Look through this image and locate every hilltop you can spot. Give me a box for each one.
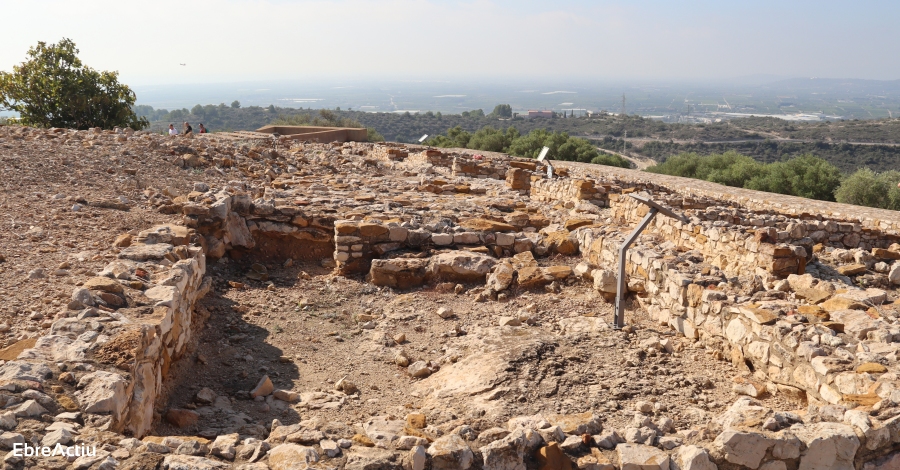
[0,125,899,469]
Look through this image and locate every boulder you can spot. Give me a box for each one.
[210,433,239,461]
[344,446,398,470]
[165,409,199,428]
[369,258,429,289]
[617,443,670,470]
[487,262,515,291]
[676,445,716,470]
[267,444,320,470]
[75,371,128,426]
[795,423,859,470]
[711,430,773,469]
[162,455,230,470]
[546,412,602,435]
[428,251,498,282]
[592,269,616,294]
[428,434,474,470]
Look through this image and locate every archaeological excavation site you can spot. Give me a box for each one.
[2,125,900,470]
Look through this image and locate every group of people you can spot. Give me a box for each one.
[167,122,207,136]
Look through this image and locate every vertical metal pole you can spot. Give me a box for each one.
[614,208,658,329]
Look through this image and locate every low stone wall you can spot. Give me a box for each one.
[452,156,508,180]
[13,224,210,438]
[610,193,807,278]
[574,225,900,464]
[370,144,410,162]
[530,178,610,208]
[561,161,900,239]
[408,148,452,167]
[333,219,534,275]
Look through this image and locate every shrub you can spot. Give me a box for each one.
[835,169,900,210]
[647,152,842,202]
[590,153,632,168]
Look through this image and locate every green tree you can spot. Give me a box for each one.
[0,38,147,129]
[366,128,385,142]
[468,126,520,152]
[490,104,513,118]
[835,169,900,210]
[648,152,842,202]
[591,153,631,168]
[191,104,204,116]
[231,100,241,109]
[426,126,472,148]
[746,155,842,201]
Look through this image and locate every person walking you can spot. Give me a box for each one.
[198,123,207,134]
[168,124,178,136]
[183,122,193,135]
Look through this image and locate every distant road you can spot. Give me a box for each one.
[579,135,900,148]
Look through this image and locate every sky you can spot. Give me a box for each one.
[1,0,899,86]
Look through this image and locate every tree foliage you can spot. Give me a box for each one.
[490,104,513,118]
[423,125,626,167]
[647,152,843,201]
[835,169,900,210]
[590,153,631,168]
[0,38,147,130]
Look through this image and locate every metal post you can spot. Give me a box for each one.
[614,207,658,329]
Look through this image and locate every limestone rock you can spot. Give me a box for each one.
[369,258,429,289]
[537,442,573,470]
[344,446,398,470]
[210,433,239,461]
[161,455,230,470]
[617,443,670,470]
[196,388,216,404]
[165,409,199,428]
[428,251,498,282]
[676,445,716,470]
[547,412,603,435]
[592,269,616,294]
[250,375,274,398]
[794,423,859,470]
[428,434,474,470]
[711,430,772,469]
[267,443,320,469]
[487,262,515,292]
[75,371,128,425]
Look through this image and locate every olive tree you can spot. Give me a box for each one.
[0,38,147,130]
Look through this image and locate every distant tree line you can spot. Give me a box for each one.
[425,125,631,168]
[646,151,900,210]
[603,138,900,173]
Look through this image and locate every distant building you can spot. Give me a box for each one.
[562,109,589,117]
[527,110,554,119]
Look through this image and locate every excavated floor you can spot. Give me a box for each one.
[155,254,802,440]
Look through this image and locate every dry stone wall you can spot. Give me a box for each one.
[610,193,808,278]
[9,224,210,438]
[574,224,900,464]
[530,178,610,208]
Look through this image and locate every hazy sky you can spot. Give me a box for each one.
[2,0,899,85]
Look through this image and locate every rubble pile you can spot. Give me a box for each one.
[0,125,899,469]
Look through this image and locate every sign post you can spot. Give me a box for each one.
[614,194,687,329]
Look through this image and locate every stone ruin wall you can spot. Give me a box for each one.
[7,139,900,466]
[13,225,210,438]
